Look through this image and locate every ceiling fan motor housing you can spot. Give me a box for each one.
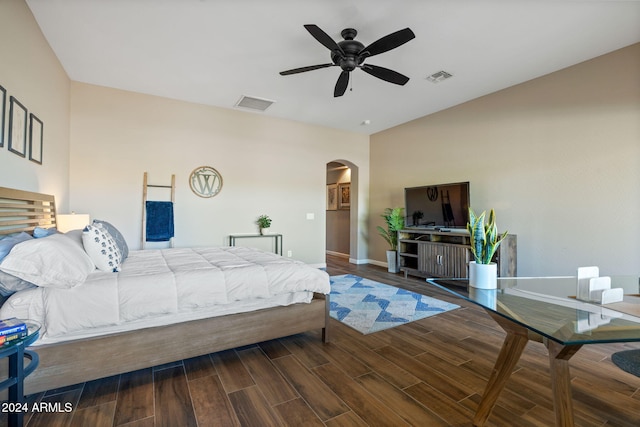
[331,28,365,71]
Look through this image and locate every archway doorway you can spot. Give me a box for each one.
[326,160,358,262]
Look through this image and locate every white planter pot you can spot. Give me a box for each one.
[260,228,270,235]
[386,250,399,273]
[469,261,497,289]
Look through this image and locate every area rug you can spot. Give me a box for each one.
[329,274,460,334]
[612,349,640,377]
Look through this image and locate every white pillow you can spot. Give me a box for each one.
[0,234,95,289]
[82,225,122,272]
[0,271,37,296]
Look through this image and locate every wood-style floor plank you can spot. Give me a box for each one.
[227,386,282,427]
[153,365,197,427]
[69,401,115,427]
[16,255,640,427]
[76,375,119,409]
[24,387,82,427]
[113,368,154,426]
[312,363,410,426]
[354,371,449,426]
[273,397,325,427]
[183,354,216,382]
[375,345,476,402]
[325,411,369,427]
[211,349,255,393]
[332,335,421,390]
[188,374,238,427]
[236,346,298,406]
[272,354,350,421]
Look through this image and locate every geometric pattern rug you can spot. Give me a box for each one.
[329,274,460,335]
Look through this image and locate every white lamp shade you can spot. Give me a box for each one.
[56,214,91,233]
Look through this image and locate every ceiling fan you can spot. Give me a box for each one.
[279,25,415,97]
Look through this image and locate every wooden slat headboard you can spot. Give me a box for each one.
[0,187,57,236]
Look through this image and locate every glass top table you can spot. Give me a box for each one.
[428,276,640,345]
[427,276,640,427]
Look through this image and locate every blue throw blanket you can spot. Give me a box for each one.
[145,201,174,242]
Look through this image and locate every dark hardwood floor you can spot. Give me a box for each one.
[6,255,640,426]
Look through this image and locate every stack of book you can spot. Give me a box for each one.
[0,318,27,345]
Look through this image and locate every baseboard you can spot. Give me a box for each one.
[326,251,385,267]
[367,259,387,268]
[326,250,349,258]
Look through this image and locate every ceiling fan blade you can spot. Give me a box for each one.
[360,28,415,58]
[280,63,334,76]
[334,71,350,97]
[304,24,345,57]
[360,64,410,85]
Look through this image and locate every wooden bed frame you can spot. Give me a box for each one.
[0,186,329,394]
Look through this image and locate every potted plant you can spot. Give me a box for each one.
[257,214,272,235]
[467,208,508,288]
[377,207,405,273]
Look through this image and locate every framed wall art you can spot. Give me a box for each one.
[0,85,5,147]
[338,182,351,209]
[8,96,27,157]
[326,184,338,211]
[29,113,43,164]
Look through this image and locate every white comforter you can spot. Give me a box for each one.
[0,246,330,341]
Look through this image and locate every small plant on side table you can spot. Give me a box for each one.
[257,215,272,235]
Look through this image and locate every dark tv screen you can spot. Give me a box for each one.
[404,182,470,228]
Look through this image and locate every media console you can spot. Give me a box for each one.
[398,228,517,279]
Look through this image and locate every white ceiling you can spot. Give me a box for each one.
[26,0,640,135]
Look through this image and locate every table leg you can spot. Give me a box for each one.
[546,340,582,427]
[474,312,530,426]
[8,345,25,427]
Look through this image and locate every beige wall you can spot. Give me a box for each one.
[0,0,71,208]
[3,1,638,274]
[69,83,369,265]
[370,43,640,276]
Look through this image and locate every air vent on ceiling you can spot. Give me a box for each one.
[426,71,453,83]
[235,95,275,112]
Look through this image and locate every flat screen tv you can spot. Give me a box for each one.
[404,182,470,229]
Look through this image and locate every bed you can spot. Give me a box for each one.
[0,186,330,395]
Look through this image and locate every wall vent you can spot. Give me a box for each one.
[426,70,453,83]
[235,95,275,112]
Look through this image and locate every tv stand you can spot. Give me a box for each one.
[398,228,517,279]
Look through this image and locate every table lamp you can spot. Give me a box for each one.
[56,213,91,232]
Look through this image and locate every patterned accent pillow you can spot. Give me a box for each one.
[82,225,122,272]
[92,219,129,260]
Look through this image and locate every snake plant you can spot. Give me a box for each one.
[377,207,405,251]
[467,208,508,264]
